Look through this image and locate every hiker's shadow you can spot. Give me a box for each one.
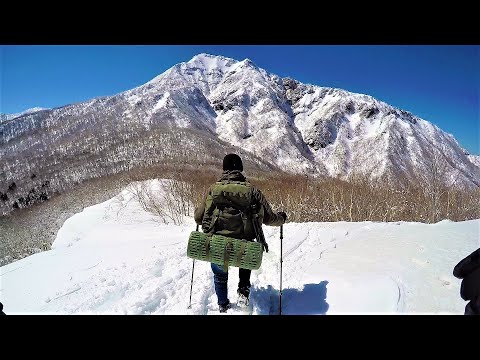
[252,281,329,315]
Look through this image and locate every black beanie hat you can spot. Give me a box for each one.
[223,154,243,171]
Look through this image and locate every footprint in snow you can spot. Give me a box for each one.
[438,277,452,288]
[411,258,429,267]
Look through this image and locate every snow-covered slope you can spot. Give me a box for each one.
[468,154,480,169]
[2,53,479,214]
[1,180,477,314]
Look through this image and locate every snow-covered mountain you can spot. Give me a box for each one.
[124,53,480,182]
[1,179,477,314]
[0,107,50,123]
[1,53,479,214]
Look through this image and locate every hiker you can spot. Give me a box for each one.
[453,248,480,315]
[194,154,287,313]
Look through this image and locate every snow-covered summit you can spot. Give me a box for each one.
[188,53,238,72]
[142,54,480,185]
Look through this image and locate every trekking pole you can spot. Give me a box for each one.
[279,224,283,315]
[187,224,199,309]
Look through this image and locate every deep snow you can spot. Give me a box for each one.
[1,180,478,314]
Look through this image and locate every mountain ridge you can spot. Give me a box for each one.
[1,53,478,215]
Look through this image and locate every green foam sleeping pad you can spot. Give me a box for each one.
[187,231,263,270]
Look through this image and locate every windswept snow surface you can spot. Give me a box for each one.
[1,180,478,315]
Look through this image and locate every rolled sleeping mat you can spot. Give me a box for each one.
[187,231,263,270]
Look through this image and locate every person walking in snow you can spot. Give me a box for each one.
[194,154,287,313]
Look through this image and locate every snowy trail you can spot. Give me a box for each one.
[1,180,478,314]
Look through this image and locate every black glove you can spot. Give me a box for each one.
[277,211,287,223]
[453,248,480,315]
[465,297,480,315]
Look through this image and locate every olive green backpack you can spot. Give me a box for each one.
[187,180,265,270]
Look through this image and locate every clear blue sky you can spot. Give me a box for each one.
[1,45,479,154]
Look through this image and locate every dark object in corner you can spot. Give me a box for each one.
[453,248,480,315]
[0,301,6,315]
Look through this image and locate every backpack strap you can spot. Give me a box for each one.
[235,240,248,267]
[223,238,234,272]
[251,203,269,253]
[205,235,212,261]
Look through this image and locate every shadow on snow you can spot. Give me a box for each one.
[252,281,329,315]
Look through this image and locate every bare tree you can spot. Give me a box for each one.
[417,146,451,223]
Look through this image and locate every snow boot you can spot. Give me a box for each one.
[219,301,231,313]
[237,286,250,307]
